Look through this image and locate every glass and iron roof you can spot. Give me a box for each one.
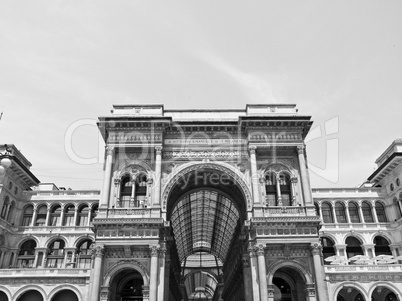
[171,189,240,263]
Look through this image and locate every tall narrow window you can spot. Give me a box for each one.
[135,174,148,207]
[50,205,61,226]
[321,237,336,264]
[346,236,364,260]
[90,204,98,223]
[17,239,36,268]
[35,205,48,226]
[375,202,387,222]
[120,176,132,207]
[76,240,93,269]
[63,205,75,226]
[362,202,374,223]
[374,236,392,256]
[348,202,360,223]
[21,205,34,226]
[279,174,291,206]
[77,205,89,226]
[47,239,65,268]
[0,196,10,219]
[335,203,347,223]
[321,203,334,223]
[265,172,276,206]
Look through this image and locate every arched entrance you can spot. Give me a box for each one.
[164,165,249,300]
[51,290,79,301]
[271,267,310,301]
[0,291,9,301]
[110,269,144,301]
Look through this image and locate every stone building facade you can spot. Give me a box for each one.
[0,104,400,301]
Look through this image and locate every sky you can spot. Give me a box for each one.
[0,1,401,190]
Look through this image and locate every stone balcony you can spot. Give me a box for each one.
[0,268,90,277]
[324,264,402,273]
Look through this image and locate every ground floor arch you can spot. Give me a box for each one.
[50,289,79,301]
[370,285,400,301]
[16,290,44,301]
[107,267,147,301]
[0,290,9,301]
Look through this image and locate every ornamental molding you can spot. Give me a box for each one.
[163,151,247,159]
[161,162,252,210]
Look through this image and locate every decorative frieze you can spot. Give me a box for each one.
[328,273,402,282]
[163,151,247,159]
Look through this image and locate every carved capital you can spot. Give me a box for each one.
[242,254,250,268]
[310,242,322,255]
[248,145,257,154]
[114,178,120,185]
[296,145,305,155]
[150,245,160,257]
[106,146,114,156]
[254,244,265,256]
[291,177,298,183]
[155,146,163,154]
[93,245,105,258]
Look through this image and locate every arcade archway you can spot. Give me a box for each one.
[165,166,249,300]
[109,269,145,301]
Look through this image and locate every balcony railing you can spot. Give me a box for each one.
[263,206,307,217]
[0,268,90,277]
[324,264,402,273]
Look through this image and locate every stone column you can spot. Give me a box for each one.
[149,245,160,301]
[87,204,93,226]
[113,178,121,208]
[334,244,347,258]
[357,203,364,224]
[242,253,253,301]
[0,249,5,268]
[59,204,65,226]
[297,145,313,205]
[73,204,79,226]
[249,145,261,205]
[310,243,326,301]
[318,203,323,220]
[89,245,105,301]
[153,146,163,206]
[157,245,166,301]
[100,147,114,209]
[248,247,260,301]
[30,207,38,227]
[45,208,51,226]
[255,244,268,301]
[331,203,338,224]
[130,178,136,207]
[164,258,171,301]
[290,177,298,206]
[345,202,351,224]
[362,244,375,258]
[371,202,379,223]
[275,173,282,206]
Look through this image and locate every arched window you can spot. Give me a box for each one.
[77,205,89,226]
[90,204,98,223]
[0,196,10,219]
[6,201,14,222]
[346,236,364,260]
[21,205,34,226]
[394,197,402,220]
[76,239,93,269]
[279,173,291,206]
[35,205,47,226]
[321,237,336,264]
[265,172,277,206]
[348,202,360,223]
[335,203,347,223]
[362,202,374,223]
[314,203,320,217]
[47,239,65,268]
[375,202,387,222]
[63,205,75,226]
[322,203,334,223]
[17,239,36,268]
[50,205,61,226]
[120,176,132,207]
[135,174,148,207]
[374,236,392,256]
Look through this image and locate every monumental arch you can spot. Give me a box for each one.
[92,104,324,301]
